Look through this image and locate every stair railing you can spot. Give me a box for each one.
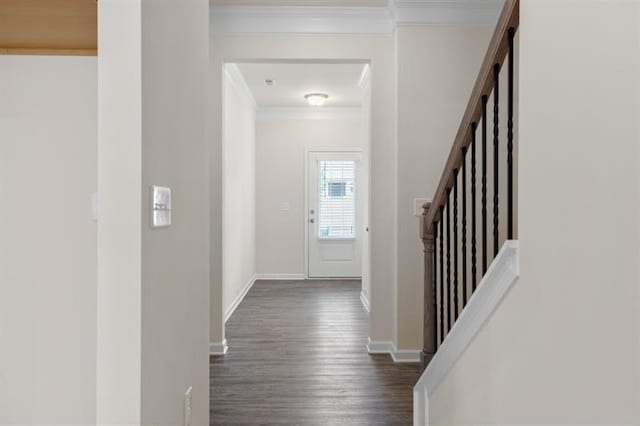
[421,0,520,367]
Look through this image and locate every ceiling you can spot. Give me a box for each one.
[212,0,387,6]
[236,62,367,108]
[0,0,97,55]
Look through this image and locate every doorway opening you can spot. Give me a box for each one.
[221,58,373,332]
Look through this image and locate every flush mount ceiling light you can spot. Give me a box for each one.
[304,93,329,107]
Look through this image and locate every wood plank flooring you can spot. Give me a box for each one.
[210,280,422,425]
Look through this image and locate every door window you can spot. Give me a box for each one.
[318,160,355,239]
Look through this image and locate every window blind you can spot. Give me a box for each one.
[318,160,356,239]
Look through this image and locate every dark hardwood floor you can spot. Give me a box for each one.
[210,280,422,425]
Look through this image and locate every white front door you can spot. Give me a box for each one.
[307,151,363,278]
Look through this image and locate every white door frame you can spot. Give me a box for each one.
[304,147,366,279]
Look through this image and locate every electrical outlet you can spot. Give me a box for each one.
[184,386,192,426]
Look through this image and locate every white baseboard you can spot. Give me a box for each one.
[391,344,421,363]
[367,339,421,363]
[225,274,256,324]
[367,339,393,354]
[360,291,370,313]
[413,240,520,425]
[254,273,306,280]
[209,339,228,356]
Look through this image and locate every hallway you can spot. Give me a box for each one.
[210,280,421,425]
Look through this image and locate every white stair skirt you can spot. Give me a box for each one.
[413,240,520,425]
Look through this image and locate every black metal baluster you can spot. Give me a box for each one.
[493,63,500,257]
[439,209,444,343]
[446,195,451,331]
[461,148,467,306]
[433,222,438,344]
[471,122,478,291]
[507,27,515,240]
[481,96,488,275]
[453,171,459,321]
[432,220,439,346]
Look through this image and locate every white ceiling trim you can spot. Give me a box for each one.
[211,6,394,35]
[211,1,503,35]
[224,63,258,110]
[391,0,503,27]
[358,64,371,89]
[256,107,362,120]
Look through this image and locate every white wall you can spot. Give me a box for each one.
[0,56,97,424]
[223,65,256,314]
[209,34,397,348]
[395,26,492,351]
[428,1,640,423]
[98,0,210,424]
[255,115,366,277]
[97,1,142,421]
[140,1,210,424]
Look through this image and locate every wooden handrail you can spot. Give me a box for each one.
[424,0,519,232]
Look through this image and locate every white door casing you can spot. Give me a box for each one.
[307,151,363,278]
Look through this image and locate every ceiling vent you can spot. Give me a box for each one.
[264,79,275,87]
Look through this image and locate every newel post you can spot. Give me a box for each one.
[420,202,437,369]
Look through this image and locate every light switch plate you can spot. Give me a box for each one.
[414,198,432,217]
[152,186,172,228]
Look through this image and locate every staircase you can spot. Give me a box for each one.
[414,0,520,423]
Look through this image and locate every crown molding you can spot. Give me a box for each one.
[256,107,361,120]
[391,0,503,27]
[358,64,371,89]
[211,6,394,35]
[224,63,257,110]
[210,1,502,35]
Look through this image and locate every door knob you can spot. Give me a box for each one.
[310,219,315,223]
